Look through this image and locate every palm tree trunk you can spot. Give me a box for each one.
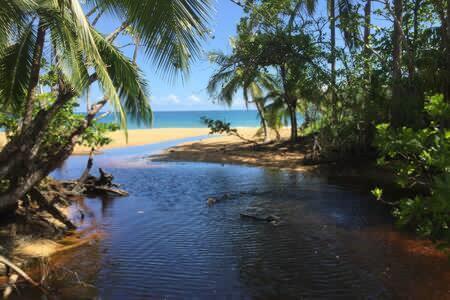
[391,0,403,127]
[0,90,75,178]
[329,0,337,122]
[446,0,450,103]
[255,100,269,142]
[279,64,297,142]
[22,20,46,129]
[288,101,298,142]
[0,99,107,213]
[363,0,371,77]
[406,0,419,83]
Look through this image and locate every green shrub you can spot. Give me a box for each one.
[374,94,450,249]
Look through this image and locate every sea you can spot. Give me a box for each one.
[101,110,263,129]
[0,110,302,131]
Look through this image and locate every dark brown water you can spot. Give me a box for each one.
[12,138,450,299]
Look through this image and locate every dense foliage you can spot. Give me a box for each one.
[374,95,450,247]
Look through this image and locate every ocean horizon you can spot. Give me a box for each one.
[99,110,265,129]
[0,110,303,131]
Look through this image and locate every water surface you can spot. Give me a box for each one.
[17,138,449,299]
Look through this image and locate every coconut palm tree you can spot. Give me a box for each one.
[208,50,275,142]
[0,0,212,212]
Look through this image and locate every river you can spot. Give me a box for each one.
[12,137,450,299]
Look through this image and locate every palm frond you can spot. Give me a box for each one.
[0,22,35,112]
[0,0,36,53]
[41,3,90,92]
[94,0,212,78]
[91,28,152,126]
[67,0,126,129]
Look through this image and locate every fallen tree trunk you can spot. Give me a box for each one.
[29,188,76,230]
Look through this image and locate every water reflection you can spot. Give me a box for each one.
[23,138,449,299]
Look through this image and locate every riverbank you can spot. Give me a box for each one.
[151,128,399,188]
[151,127,315,172]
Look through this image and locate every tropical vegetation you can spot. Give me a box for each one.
[208,0,449,246]
[0,0,211,212]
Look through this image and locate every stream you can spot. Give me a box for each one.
[12,137,450,299]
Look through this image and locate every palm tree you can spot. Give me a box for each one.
[208,50,274,142]
[363,0,372,78]
[391,0,404,127]
[0,0,212,212]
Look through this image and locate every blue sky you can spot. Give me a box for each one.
[88,1,248,112]
[87,1,391,112]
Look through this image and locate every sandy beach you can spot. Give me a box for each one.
[0,128,214,155]
[0,127,312,170]
[151,127,316,172]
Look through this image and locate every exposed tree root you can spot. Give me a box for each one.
[0,255,48,298]
[0,166,127,297]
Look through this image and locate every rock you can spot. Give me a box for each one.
[240,207,281,225]
[207,197,217,206]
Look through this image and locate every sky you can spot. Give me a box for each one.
[87,1,248,112]
[86,1,392,113]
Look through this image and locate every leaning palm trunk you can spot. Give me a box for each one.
[0,89,75,178]
[255,100,269,142]
[0,97,106,213]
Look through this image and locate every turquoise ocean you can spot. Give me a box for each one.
[102,110,263,129]
[1,110,302,130]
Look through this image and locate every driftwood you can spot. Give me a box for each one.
[3,273,18,299]
[29,188,76,230]
[78,148,95,184]
[0,255,48,297]
[83,168,128,196]
[88,185,128,196]
[65,168,128,197]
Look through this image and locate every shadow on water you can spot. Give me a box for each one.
[11,136,450,299]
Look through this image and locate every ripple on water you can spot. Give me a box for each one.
[39,148,450,300]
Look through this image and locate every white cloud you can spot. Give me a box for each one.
[166,94,180,104]
[188,94,201,103]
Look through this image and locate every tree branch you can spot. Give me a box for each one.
[106,21,130,43]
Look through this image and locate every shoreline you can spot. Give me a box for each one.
[0,128,213,155]
[0,127,262,155]
[150,128,397,187]
[150,128,316,172]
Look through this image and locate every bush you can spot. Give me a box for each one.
[374,94,450,248]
